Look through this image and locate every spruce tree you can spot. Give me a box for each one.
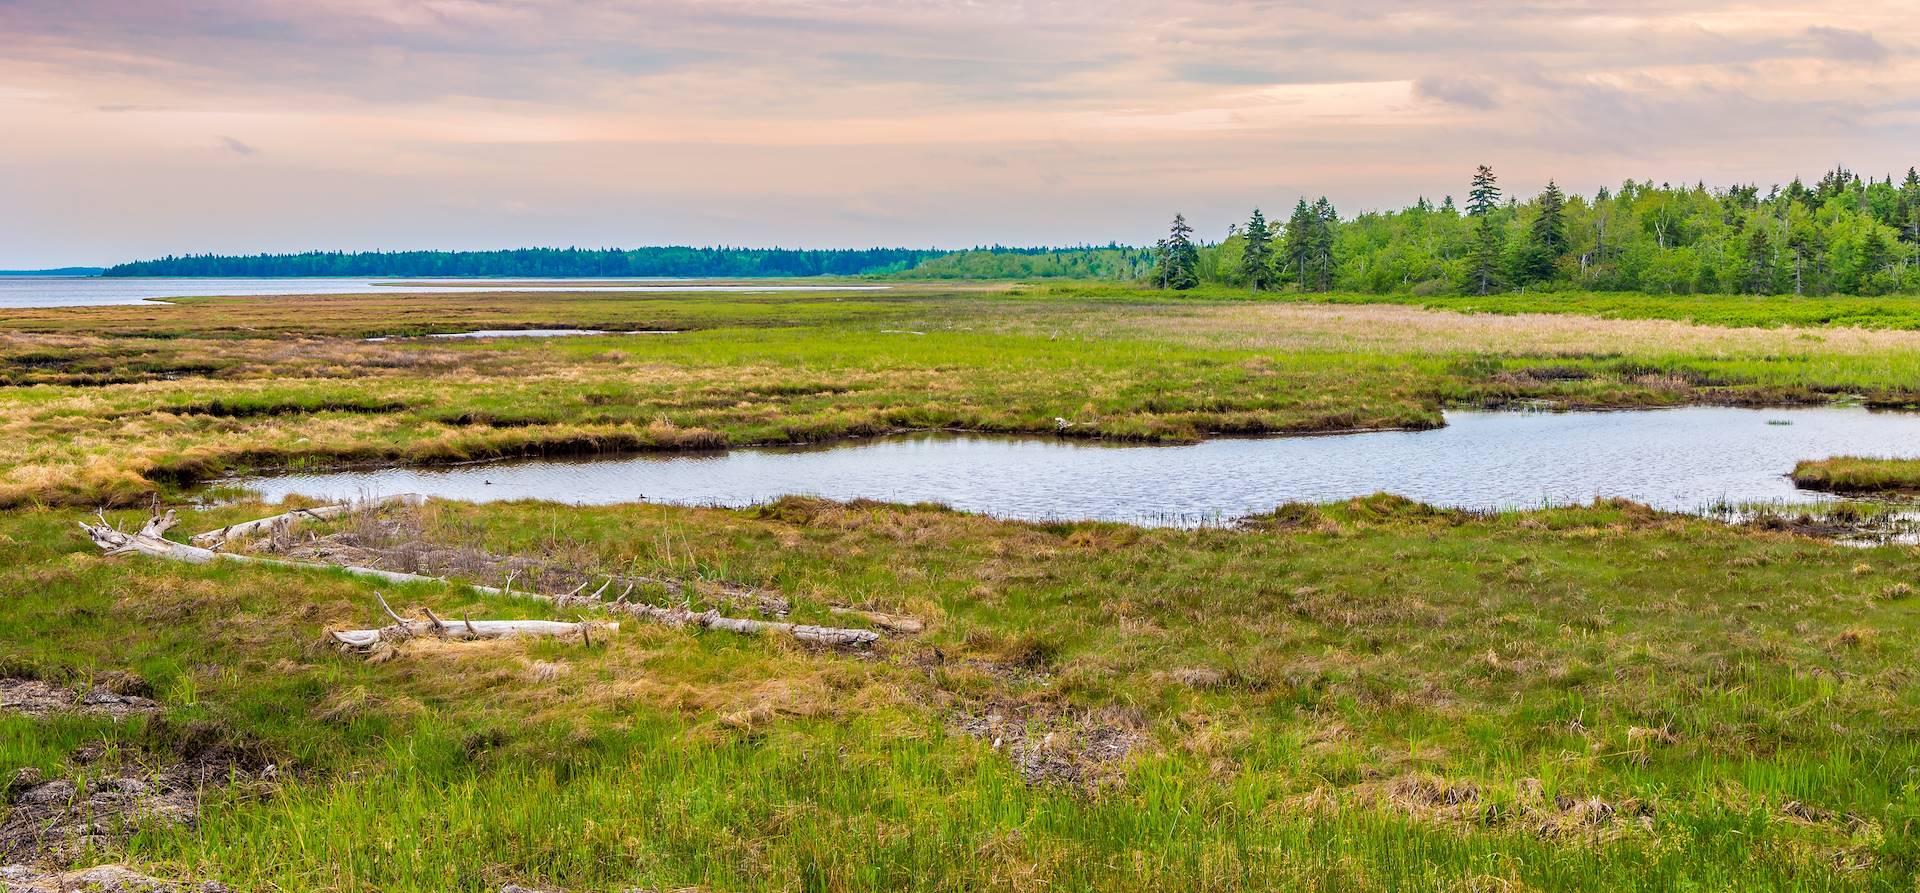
[1153,213,1200,290]
[1902,168,1920,244]
[1741,225,1774,294]
[1466,215,1503,295]
[1283,199,1317,288]
[1515,181,1567,284]
[1239,208,1276,292]
[1532,181,1567,251]
[1467,165,1501,217]
[1858,228,1891,292]
[1311,197,1339,291]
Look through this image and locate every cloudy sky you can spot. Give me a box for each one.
[3,1,1916,267]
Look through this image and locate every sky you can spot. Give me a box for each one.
[3,1,1918,268]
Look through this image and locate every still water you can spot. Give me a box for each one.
[232,407,1920,526]
[0,277,890,309]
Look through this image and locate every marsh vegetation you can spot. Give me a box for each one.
[3,283,1920,890]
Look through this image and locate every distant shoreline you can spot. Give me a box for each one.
[0,267,105,278]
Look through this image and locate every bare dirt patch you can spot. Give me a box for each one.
[0,864,229,893]
[1319,772,1658,841]
[2,766,198,865]
[952,703,1147,789]
[0,680,157,720]
[1,726,274,868]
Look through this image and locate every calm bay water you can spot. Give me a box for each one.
[0,277,889,309]
[232,407,1920,526]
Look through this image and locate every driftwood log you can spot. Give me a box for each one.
[330,593,615,649]
[81,510,510,590]
[828,606,925,634]
[83,510,886,649]
[624,603,880,648]
[189,494,423,548]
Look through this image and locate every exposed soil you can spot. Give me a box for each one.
[951,703,1147,789]
[0,680,157,720]
[0,864,229,893]
[1316,772,1659,841]
[1,735,274,869]
[2,765,198,865]
[1725,506,1920,547]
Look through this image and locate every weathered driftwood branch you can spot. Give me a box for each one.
[829,607,925,634]
[544,577,882,646]
[82,511,512,591]
[330,593,615,649]
[84,510,886,649]
[623,603,881,648]
[189,494,424,547]
[82,510,215,562]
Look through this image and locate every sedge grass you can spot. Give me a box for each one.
[2,497,1919,889]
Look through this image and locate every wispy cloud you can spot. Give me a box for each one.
[1801,26,1890,64]
[1412,76,1500,110]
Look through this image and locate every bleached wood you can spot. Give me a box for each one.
[188,494,424,547]
[623,603,882,648]
[331,617,615,649]
[828,607,925,634]
[84,510,886,649]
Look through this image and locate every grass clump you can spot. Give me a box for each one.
[1792,456,1920,494]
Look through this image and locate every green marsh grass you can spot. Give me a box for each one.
[1793,457,1920,494]
[3,498,1920,889]
[5,285,1920,888]
[6,286,1920,506]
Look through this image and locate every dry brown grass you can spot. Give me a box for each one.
[993,299,1920,357]
[5,287,1919,511]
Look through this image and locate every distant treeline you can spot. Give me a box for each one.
[101,245,1162,281]
[1153,165,1920,296]
[0,267,105,277]
[894,244,1154,279]
[102,247,952,279]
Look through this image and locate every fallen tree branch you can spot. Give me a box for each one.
[82,512,513,591]
[623,603,881,648]
[82,510,215,562]
[330,594,615,649]
[829,607,925,634]
[188,494,424,548]
[84,509,885,649]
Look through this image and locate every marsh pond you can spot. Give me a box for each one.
[231,406,1920,526]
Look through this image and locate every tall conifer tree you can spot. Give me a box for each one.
[1515,181,1567,284]
[1153,213,1200,290]
[1467,165,1501,217]
[1467,215,1503,295]
[1239,208,1276,292]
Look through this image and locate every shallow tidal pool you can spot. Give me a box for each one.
[231,406,1920,526]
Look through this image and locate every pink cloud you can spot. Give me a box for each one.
[1,1,1916,265]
